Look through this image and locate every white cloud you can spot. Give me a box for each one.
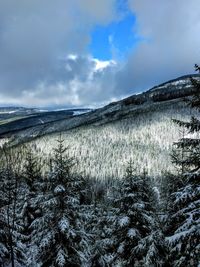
[0,0,117,105]
[0,55,118,108]
[0,0,200,107]
[93,58,116,71]
[117,0,200,93]
[67,54,78,61]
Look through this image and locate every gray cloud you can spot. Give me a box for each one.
[115,0,200,95]
[0,54,118,107]
[0,0,116,105]
[0,0,200,107]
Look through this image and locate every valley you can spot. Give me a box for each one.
[1,74,199,180]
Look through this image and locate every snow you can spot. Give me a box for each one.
[39,119,44,124]
[127,193,135,198]
[172,80,188,86]
[119,216,130,227]
[59,218,70,233]
[40,232,53,248]
[153,186,160,202]
[54,185,65,194]
[117,243,125,254]
[166,227,195,245]
[127,228,137,238]
[0,138,9,147]
[56,248,67,267]
[0,110,17,114]
[73,110,90,115]
[133,203,145,210]
[149,77,193,92]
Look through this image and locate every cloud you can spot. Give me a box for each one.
[115,0,200,94]
[0,0,200,107]
[0,0,116,105]
[0,55,118,107]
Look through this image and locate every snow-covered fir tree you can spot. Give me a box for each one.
[0,149,25,267]
[31,135,89,267]
[0,167,10,266]
[17,146,43,266]
[109,162,166,267]
[165,69,200,267]
[88,203,116,267]
[21,147,42,230]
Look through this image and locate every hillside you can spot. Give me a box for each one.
[0,74,199,146]
[0,74,199,180]
[0,108,91,137]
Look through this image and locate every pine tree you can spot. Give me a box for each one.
[89,203,116,267]
[109,162,166,266]
[0,148,25,267]
[165,67,200,266]
[17,146,43,266]
[32,135,89,267]
[0,167,10,266]
[21,147,42,229]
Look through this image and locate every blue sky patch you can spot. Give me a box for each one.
[89,11,141,61]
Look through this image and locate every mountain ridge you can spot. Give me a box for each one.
[1,73,200,146]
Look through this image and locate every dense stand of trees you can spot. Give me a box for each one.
[163,68,200,267]
[0,70,200,266]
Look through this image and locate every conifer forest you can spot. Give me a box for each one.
[0,72,199,267]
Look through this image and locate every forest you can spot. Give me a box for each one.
[0,74,200,267]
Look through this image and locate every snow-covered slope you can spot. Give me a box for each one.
[1,74,199,146]
[1,74,199,180]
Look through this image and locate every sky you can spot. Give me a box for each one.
[0,0,200,108]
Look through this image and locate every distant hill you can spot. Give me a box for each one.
[0,74,199,145]
[0,108,91,137]
[0,74,199,180]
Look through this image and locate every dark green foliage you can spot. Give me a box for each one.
[0,168,10,265]
[17,147,43,265]
[31,136,89,267]
[0,150,25,267]
[2,69,200,267]
[164,172,200,267]
[23,146,42,192]
[165,66,200,266]
[105,163,167,267]
[21,147,42,229]
[89,204,116,267]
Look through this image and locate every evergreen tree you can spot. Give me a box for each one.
[18,146,43,266]
[0,149,25,267]
[21,146,42,227]
[0,167,10,266]
[78,177,117,267]
[165,67,200,266]
[109,162,166,266]
[32,136,89,267]
[89,203,116,267]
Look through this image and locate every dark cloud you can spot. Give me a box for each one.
[0,0,200,107]
[0,0,116,105]
[118,0,200,94]
[0,54,118,107]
